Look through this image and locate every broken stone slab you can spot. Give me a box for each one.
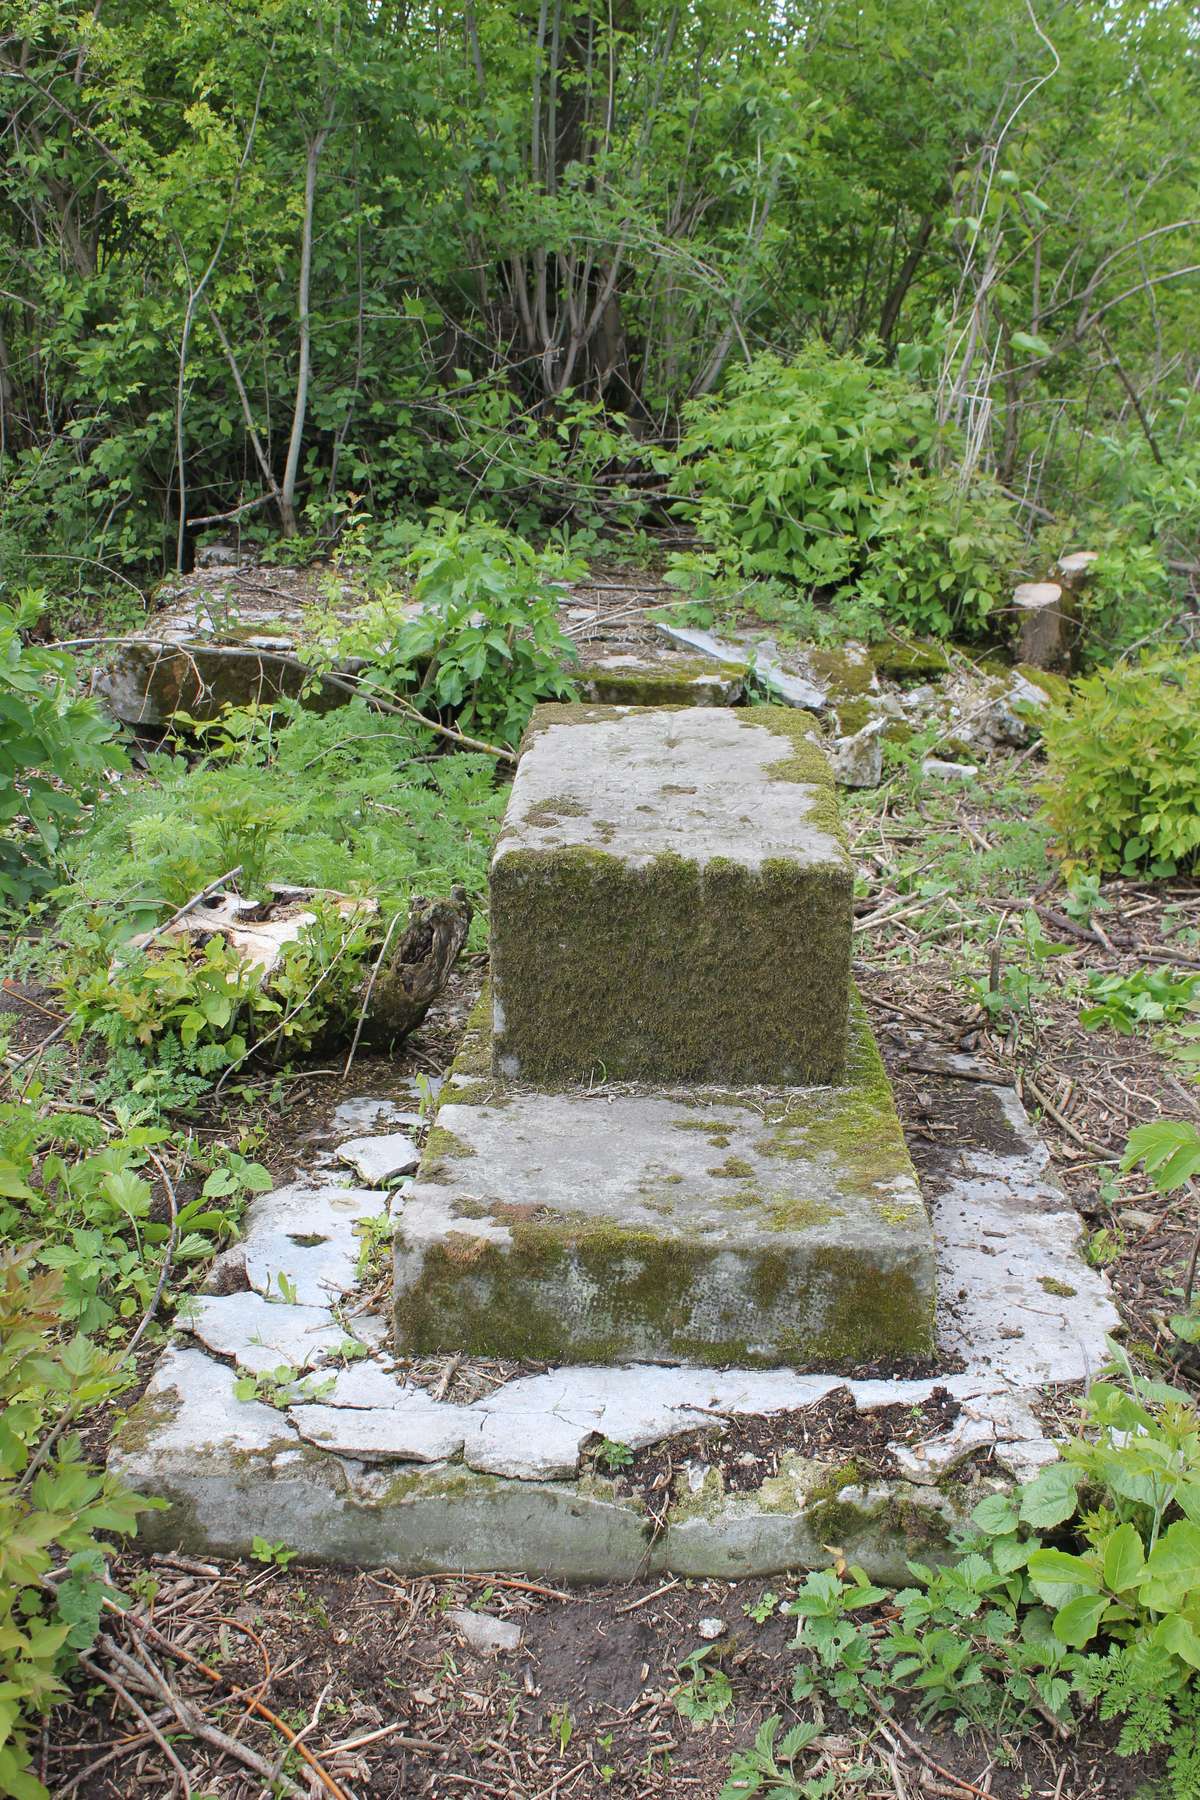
[394,991,934,1367]
[241,1182,385,1307]
[577,651,747,707]
[111,1348,982,1582]
[291,1395,474,1463]
[91,583,371,729]
[932,1083,1119,1385]
[490,704,853,1086]
[180,1292,356,1375]
[656,624,827,711]
[831,719,885,789]
[336,1133,421,1186]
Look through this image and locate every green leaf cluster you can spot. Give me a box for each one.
[1038,654,1200,877]
[335,512,582,748]
[1080,966,1200,1036]
[0,594,127,904]
[665,346,1021,639]
[747,1364,1200,1800]
[0,1249,160,1800]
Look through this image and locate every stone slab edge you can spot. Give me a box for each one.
[110,1073,1119,1580]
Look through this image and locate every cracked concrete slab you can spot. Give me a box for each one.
[111,1067,1119,1579]
[181,1292,354,1375]
[336,1133,421,1185]
[241,1182,385,1307]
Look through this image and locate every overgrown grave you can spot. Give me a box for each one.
[111,702,1119,1578]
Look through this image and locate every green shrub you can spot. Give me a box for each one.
[329,510,581,747]
[665,346,1021,639]
[0,593,128,904]
[1038,653,1200,877]
[0,1249,160,1800]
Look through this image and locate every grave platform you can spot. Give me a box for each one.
[392,992,934,1366]
[490,705,853,1087]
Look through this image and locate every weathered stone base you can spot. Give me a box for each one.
[576,652,748,707]
[393,993,934,1366]
[490,706,853,1086]
[109,1073,1119,1580]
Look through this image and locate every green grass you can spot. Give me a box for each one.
[65,698,506,948]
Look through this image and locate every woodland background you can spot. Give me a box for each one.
[0,0,1197,621]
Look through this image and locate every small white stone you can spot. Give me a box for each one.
[698,1617,727,1640]
[831,720,884,789]
[445,1608,523,1656]
[336,1133,421,1186]
[922,758,978,781]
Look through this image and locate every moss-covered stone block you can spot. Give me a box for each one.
[490,704,853,1085]
[393,990,934,1367]
[577,653,747,708]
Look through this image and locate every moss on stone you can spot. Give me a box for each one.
[421,1126,476,1176]
[807,645,877,699]
[577,656,746,708]
[1040,1276,1077,1297]
[492,840,852,1087]
[708,1155,755,1179]
[870,639,953,680]
[523,793,589,828]
[1014,663,1071,707]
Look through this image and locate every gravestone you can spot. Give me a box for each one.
[393,703,935,1366]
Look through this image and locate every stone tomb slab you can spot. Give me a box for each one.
[490,705,853,1086]
[393,995,934,1367]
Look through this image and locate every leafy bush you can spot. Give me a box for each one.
[0,1105,268,1336]
[66,697,503,923]
[59,905,373,1083]
[0,593,127,903]
[665,346,1022,639]
[330,511,581,747]
[0,1249,159,1800]
[1081,967,1200,1035]
[759,1361,1200,1799]
[1038,653,1200,876]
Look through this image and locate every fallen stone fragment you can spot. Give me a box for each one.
[831,719,884,788]
[655,624,827,711]
[445,1608,523,1656]
[290,1394,473,1462]
[698,1617,727,1640]
[181,1292,352,1375]
[577,651,747,708]
[922,758,978,781]
[336,1133,420,1186]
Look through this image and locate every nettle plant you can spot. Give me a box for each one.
[774,1360,1200,1800]
[664,344,1021,640]
[330,511,582,748]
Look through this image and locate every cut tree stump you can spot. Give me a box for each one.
[1013,580,1077,674]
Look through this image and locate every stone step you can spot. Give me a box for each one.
[490,704,853,1086]
[392,991,935,1368]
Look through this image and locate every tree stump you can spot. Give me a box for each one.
[1013,580,1077,674]
[361,885,473,1046]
